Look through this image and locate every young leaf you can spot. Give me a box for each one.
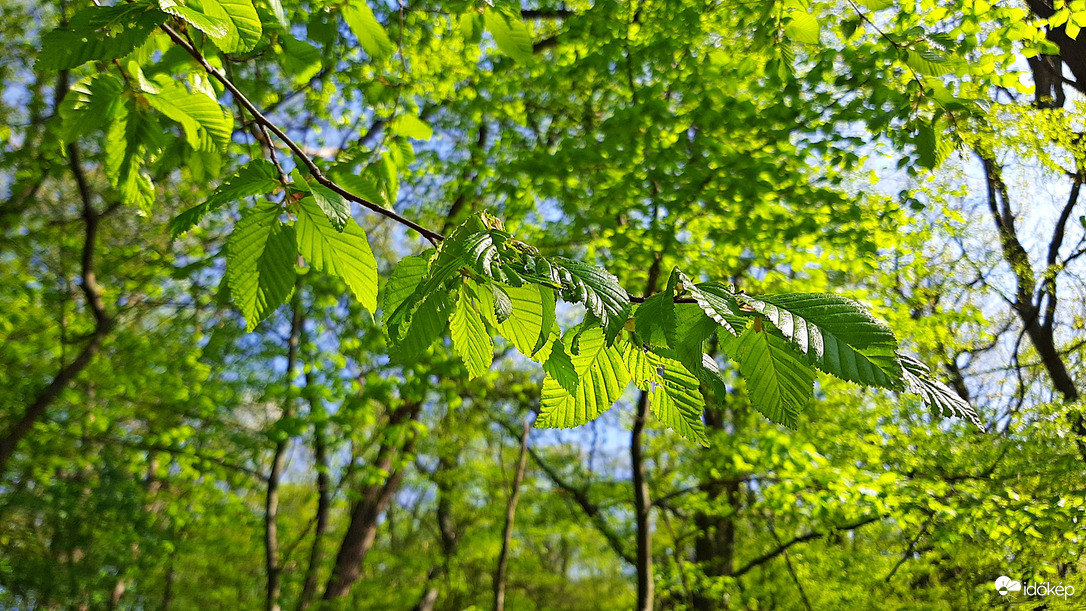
[737,293,903,389]
[451,283,494,379]
[483,8,533,63]
[105,102,159,212]
[683,277,746,336]
[624,343,708,444]
[295,198,378,313]
[160,0,263,53]
[723,323,815,428]
[143,76,233,152]
[634,269,679,348]
[391,115,433,141]
[227,205,297,331]
[391,291,450,360]
[381,253,430,318]
[541,332,577,392]
[170,160,280,238]
[536,328,630,429]
[342,1,396,60]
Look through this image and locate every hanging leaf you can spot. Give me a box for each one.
[784,11,821,44]
[898,354,983,428]
[484,8,533,63]
[537,328,629,428]
[723,322,815,428]
[226,204,297,331]
[451,283,494,379]
[736,292,903,390]
[295,198,378,313]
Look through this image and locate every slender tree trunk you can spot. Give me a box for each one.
[266,295,303,611]
[632,389,655,611]
[296,370,331,611]
[322,402,421,600]
[631,253,662,611]
[493,419,531,611]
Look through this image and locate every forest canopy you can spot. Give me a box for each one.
[1,0,1085,609]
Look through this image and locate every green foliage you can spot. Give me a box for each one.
[160,0,262,53]
[294,198,379,313]
[341,0,395,60]
[36,2,165,70]
[226,204,297,331]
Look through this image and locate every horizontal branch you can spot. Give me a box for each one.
[731,515,882,578]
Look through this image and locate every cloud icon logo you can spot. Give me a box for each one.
[995,576,1022,596]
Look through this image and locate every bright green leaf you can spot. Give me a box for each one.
[226,204,297,331]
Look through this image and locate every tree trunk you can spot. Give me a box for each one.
[493,419,531,611]
[266,295,303,611]
[296,369,331,611]
[321,402,421,600]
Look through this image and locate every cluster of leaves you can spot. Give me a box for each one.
[40,0,981,442]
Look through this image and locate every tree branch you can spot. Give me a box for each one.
[160,23,444,244]
[731,515,882,578]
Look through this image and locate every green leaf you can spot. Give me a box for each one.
[623,343,708,444]
[784,11,820,44]
[58,73,125,144]
[537,328,630,429]
[381,253,429,318]
[535,287,557,356]
[542,334,577,392]
[496,283,554,360]
[672,303,728,400]
[736,293,903,389]
[160,0,263,53]
[295,198,378,313]
[391,291,450,360]
[904,49,951,76]
[723,323,815,428]
[550,257,632,344]
[342,0,395,60]
[38,3,166,71]
[391,114,433,141]
[484,8,533,63]
[306,181,352,232]
[634,269,679,348]
[226,204,297,331]
[898,354,982,428]
[143,75,233,152]
[856,0,893,10]
[170,160,280,238]
[105,102,159,212]
[451,283,494,379]
[492,284,513,323]
[279,34,322,85]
